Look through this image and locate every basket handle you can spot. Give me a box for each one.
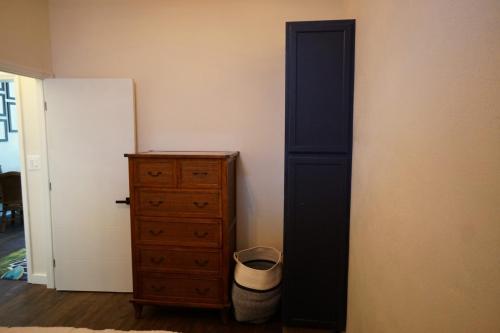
[233,251,242,264]
[233,246,283,270]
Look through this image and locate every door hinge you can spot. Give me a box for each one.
[49,182,52,191]
[44,101,47,111]
[53,259,56,268]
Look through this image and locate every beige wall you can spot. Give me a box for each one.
[48,0,347,250]
[47,0,500,331]
[346,0,500,332]
[0,0,52,78]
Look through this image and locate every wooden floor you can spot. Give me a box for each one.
[0,280,282,332]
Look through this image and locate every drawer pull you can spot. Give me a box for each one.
[149,200,164,207]
[147,171,163,177]
[194,259,209,267]
[192,172,209,176]
[193,201,208,208]
[195,287,210,296]
[194,231,209,238]
[149,229,164,236]
[150,256,165,265]
[151,285,165,292]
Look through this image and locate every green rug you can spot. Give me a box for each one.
[0,248,27,280]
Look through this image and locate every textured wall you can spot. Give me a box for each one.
[48,0,347,250]
[47,1,500,332]
[346,0,500,332]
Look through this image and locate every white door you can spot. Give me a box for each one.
[44,79,135,291]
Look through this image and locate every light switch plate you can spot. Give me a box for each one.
[27,154,41,170]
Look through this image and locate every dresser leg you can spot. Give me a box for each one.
[133,303,143,319]
[220,308,229,324]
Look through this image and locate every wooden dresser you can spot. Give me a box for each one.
[125,151,238,320]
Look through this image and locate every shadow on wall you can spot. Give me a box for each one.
[233,150,285,251]
[236,155,256,250]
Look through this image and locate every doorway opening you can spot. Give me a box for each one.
[0,75,26,281]
[0,70,51,286]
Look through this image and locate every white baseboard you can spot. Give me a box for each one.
[28,273,47,285]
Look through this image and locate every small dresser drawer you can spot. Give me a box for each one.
[137,218,221,247]
[137,247,220,274]
[136,189,220,217]
[139,274,221,303]
[180,160,221,188]
[134,159,176,186]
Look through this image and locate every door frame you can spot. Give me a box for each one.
[0,72,55,287]
[39,78,55,288]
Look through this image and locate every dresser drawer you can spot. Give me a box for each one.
[136,189,220,217]
[179,160,221,188]
[139,274,221,303]
[136,218,221,247]
[134,159,176,187]
[137,247,220,274]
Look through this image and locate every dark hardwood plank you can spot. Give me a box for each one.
[0,281,281,332]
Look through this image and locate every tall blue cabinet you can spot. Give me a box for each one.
[283,20,355,331]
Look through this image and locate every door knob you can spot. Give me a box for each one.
[115,197,130,205]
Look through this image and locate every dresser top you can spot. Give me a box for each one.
[125,151,239,159]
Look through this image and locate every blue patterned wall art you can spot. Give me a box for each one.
[0,81,17,140]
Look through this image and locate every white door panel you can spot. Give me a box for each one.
[44,79,135,291]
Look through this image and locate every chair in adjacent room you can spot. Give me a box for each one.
[0,172,23,233]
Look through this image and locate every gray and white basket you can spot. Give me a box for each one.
[232,247,282,323]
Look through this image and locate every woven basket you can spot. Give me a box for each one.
[232,282,281,323]
[233,246,282,291]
